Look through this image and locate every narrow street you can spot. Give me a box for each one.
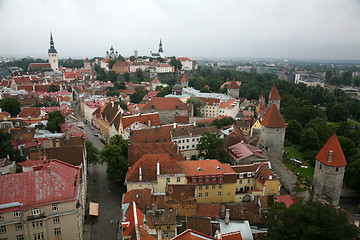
[72,105,124,240]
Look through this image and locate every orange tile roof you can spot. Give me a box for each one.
[151,78,161,83]
[197,204,221,218]
[261,104,286,128]
[179,160,235,177]
[129,126,171,143]
[181,74,188,82]
[172,229,217,240]
[315,133,347,167]
[268,84,281,100]
[121,113,160,130]
[126,154,183,183]
[222,232,243,240]
[18,107,41,118]
[228,78,239,89]
[123,189,152,212]
[177,57,192,62]
[142,97,188,111]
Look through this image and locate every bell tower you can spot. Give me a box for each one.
[48,32,58,71]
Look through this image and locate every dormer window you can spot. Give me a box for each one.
[197,167,202,172]
[151,105,155,109]
[216,166,221,170]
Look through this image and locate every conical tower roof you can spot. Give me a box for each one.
[268,84,280,100]
[315,134,347,167]
[259,91,265,100]
[228,78,239,89]
[261,104,285,128]
[181,74,188,82]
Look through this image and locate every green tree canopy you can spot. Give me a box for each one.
[46,110,65,133]
[169,57,182,71]
[285,120,303,144]
[156,85,173,97]
[197,132,228,163]
[135,69,144,81]
[210,117,236,129]
[130,87,146,103]
[186,97,204,116]
[85,140,99,164]
[300,128,320,151]
[107,70,118,83]
[123,72,130,82]
[0,97,21,117]
[0,132,14,159]
[267,201,358,240]
[99,135,128,182]
[326,102,349,122]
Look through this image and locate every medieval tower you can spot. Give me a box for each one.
[312,134,347,206]
[268,84,281,110]
[259,91,266,106]
[180,73,188,88]
[48,32,58,71]
[227,79,240,98]
[258,104,286,160]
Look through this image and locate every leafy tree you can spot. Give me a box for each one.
[210,117,236,129]
[99,135,128,182]
[156,57,164,63]
[107,87,120,97]
[169,57,182,71]
[345,152,360,189]
[123,72,130,82]
[200,86,211,93]
[109,59,117,69]
[115,101,128,111]
[46,110,65,133]
[97,68,106,81]
[285,120,303,144]
[305,117,332,145]
[187,97,204,116]
[354,76,360,87]
[135,69,144,82]
[338,136,357,160]
[0,132,14,159]
[326,102,349,122]
[0,97,21,117]
[114,81,126,90]
[197,132,228,163]
[130,87,146,103]
[85,140,99,164]
[156,85,173,97]
[300,128,320,151]
[341,71,352,86]
[107,71,118,83]
[129,56,136,62]
[48,84,59,92]
[267,201,358,240]
[325,70,332,82]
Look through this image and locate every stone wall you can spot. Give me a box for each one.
[142,109,188,124]
[266,152,297,195]
[258,126,285,160]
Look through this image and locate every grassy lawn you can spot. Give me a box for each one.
[348,120,360,127]
[283,144,314,183]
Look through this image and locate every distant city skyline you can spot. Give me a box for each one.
[1,0,360,60]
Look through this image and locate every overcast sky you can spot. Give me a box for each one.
[1,0,360,60]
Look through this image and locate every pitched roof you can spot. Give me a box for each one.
[128,142,184,167]
[170,126,220,138]
[142,97,188,111]
[197,204,221,218]
[261,104,286,128]
[172,229,217,240]
[181,74,188,82]
[151,78,161,83]
[259,91,265,100]
[186,216,212,237]
[153,210,176,225]
[315,133,347,167]
[274,195,296,208]
[0,160,80,209]
[126,154,184,183]
[166,184,197,217]
[179,160,235,177]
[268,84,281,100]
[129,126,171,143]
[101,102,121,123]
[123,189,152,212]
[18,107,41,118]
[228,78,239,89]
[177,57,192,62]
[120,112,160,131]
[227,142,267,162]
[222,232,243,240]
[30,145,84,166]
[28,63,52,69]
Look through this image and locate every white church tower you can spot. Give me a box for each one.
[48,32,58,71]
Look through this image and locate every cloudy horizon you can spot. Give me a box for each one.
[1,0,360,61]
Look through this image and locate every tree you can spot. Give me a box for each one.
[0,97,21,117]
[325,70,332,83]
[341,71,352,86]
[99,135,128,182]
[197,132,228,163]
[267,201,358,240]
[0,132,14,159]
[116,101,128,111]
[48,84,59,92]
[210,117,236,129]
[130,87,146,103]
[109,59,117,69]
[345,152,360,190]
[46,110,65,133]
[169,57,182,71]
[338,136,357,160]
[97,68,106,81]
[300,128,320,151]
[156,85,173,97]
[85,140,99,164]
[187,97,204,116]
[114,81,126,90]
[106,87,120,97]
[326,102,349,122]
[107,71,118,83]
[285,120,303,144]
[135,69,144,82]
[200,86,211,93]
[123,72,130,82]
[129,56,136,62]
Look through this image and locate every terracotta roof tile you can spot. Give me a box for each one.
[261,104,286,128]
[268,84,281,100]
[197,204,221,218]
[315,133,347,167]
[129,127,171,143]
[179,160,235,177]
[181,74,188,82]
[172,229,217,240]
[166,185,197,217]
[18,107,41,118]
[228,79,240,89]
[186,216,212,236]
[170,126,220,138]
[123,189,152,212]
[153,210,176,225]
[142,97,188,111]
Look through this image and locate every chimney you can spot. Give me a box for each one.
[148,120,151,127]
[328,150,333,163]
[225,209,230,224]
[139,167,142,181]
[47,166,51,173]
[157,162,160,175]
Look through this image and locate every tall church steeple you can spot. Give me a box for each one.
[48,32,59,71]
[158,39,163,53]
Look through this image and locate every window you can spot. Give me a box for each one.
[192,178,196,183]
[32,220,42,229]
[199,193,202,198]
[163,232,169,238]
[205,177,209,181]
[54,228,61,236]
[52,204,59,211]
[192,138,195,142]
[0,213,3,221]
[186,145,189,149]
[187,139,189,142]
[219,177,223,181]
[192,145,195,148]
[31,208,40,216]
[182,140,185,143]
[167,226,170,230]
[239,174,244,179]
[33,232,44,240]
[248,179,251,184]
[0,226,6,233]
[212,177,216,181]
[199,185,203,190]
[219,184,222,189]
[205,192,208,197]
[176,177,180,183]
[205,185,209,190]
[13,210,21,218]
[199,178,203,182]
[16,235,24,240]
[53,216,60,224]
[240,179,243,184]
[15,223,22,230]
[212,185,216,189]
[181,146,185,149]
[218,192,222,196]
[166,178,170,183]
[247,173,252,177]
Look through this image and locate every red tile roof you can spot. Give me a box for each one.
[197,204,221,218]
[268,84,281,100]
[123,189,152,212]
[179,160,235,177]
[222,231,243,240]
[174,115,190,124]
[228,78,240,89]
[0,160,80,210]
[315,133,347,167]
[177,57,192,62]
[18,107,41,118]
[120,112,160,130]
[151,78,161,83]
[274,195,296,208]
[261,104,286,128]
[199,97,220,106]
[129,126,171,143]
[173,229,217,240]
[142,97,188,111]
[259,91,265,100]
[28,63,52,70]
[126,154,183,183]
[181,74,188,82]
[83,58,90,63]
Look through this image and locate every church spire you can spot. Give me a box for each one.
[158,39,163,53]
[48,32,57,53]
